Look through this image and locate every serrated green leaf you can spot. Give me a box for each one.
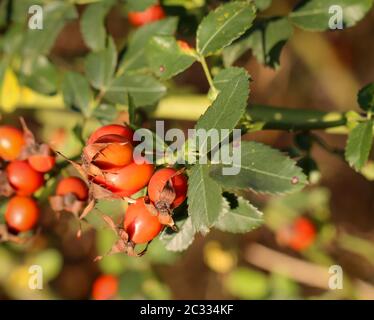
[210,141,308,194]
[85,37,117,90]
[188,164,223,233]
[197,1,256,56]
[146,36,196,80]
[118,17,178,73]
[105,73,166,106]
[21,2,77,73]
[358,83,374,112]
[160,216,195,252]
[126,0,158,11]
[195,67,249,151]
[223,18,293,69]
[345,120,374,171]
[215,196,263,233]
[289,0,374,31]
[80,1,114,51]
[62,72,93,117]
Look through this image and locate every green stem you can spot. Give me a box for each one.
[20,95,349,132]
[246,105,347,131]
[199,56,217,94]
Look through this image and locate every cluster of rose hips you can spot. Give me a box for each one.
[0,119,188,258]
[50,123,188,258]
[276,217,316,252]
[0,119,56,242]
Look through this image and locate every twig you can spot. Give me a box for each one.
[244,243,374,299]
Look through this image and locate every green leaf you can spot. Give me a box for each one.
[80,1,114,51]
[128,94,136,126]
[21,2,77,72]
[85,37,117,90]
[254,0,272,11]
[215,196,263,233]
[93,103,118,124]
[163,0,205,9]
[358,83,374,112]
[118,17,178,73]
[146,36,196,80]
[62,72,93,117]
[195,67,249,151]
[196,1,256,57]
[105,73,166,106]
[126,0,158,11]
[10,1,42,23]
[19,56,58,95]
[2,24,24,56]
[210,141,308,194]
[187,164,223,233]
[345,120,374,171]
[160,216,196,252]
[223,18,293,69]
[289,0,374,31]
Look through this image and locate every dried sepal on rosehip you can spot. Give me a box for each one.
[94,197,163,260]
[93,214,140,260]
[18,118,56,173]
[0,169,15,197]
[146,168,188,229]
[0,224,31,244]
[53,151,133,226]
[82,134,133,173]
[49,177,89,218]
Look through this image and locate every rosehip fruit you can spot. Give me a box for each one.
[92,274,118,300]
[93,161,154,197]
[5,196,40,232]
[56,177,89,201]
[0,125,25,161]
[6,160,44,196]
[28,153,56,173]
[278,217,316,251]
[83,134,133,171]
[87,124,134,145]
[124,197,163,244]
[128,4,165,27]
[177,40,192,51]
[148,168,188,209]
